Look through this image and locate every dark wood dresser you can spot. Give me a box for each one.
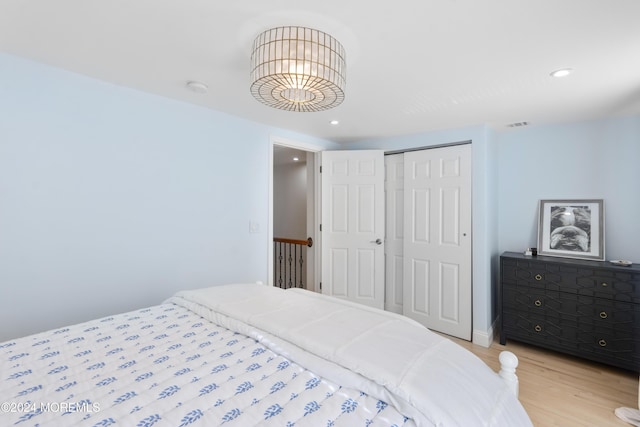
[500,251,640,372]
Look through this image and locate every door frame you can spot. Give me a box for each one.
[268,136,323,290]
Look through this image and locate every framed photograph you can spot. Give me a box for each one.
[537,199,605,260]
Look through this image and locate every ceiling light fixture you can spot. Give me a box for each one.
[550,68,573,78]
[330,120,340,125]
[250,26,346,112]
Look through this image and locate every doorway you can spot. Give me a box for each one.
[268,137,322,292]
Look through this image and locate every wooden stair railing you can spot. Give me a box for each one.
[273,237,313,289]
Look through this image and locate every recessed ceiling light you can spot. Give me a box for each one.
[330,120,339,125]
[293,157,300,162]
[550,68,573,78]
[186,80,208,93]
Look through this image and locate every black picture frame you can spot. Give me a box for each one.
[537,199,605,260]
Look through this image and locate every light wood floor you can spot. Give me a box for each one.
[445,335,638,426]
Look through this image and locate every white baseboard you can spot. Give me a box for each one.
[472,318,499,348]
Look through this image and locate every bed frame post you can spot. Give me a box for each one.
[499,351,520,398]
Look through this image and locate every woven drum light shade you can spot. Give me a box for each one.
[250,26,346,112]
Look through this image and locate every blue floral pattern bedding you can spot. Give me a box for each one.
[1,303,412,427]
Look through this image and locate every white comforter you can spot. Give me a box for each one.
[169,284,532,427]
[1,283,532,426]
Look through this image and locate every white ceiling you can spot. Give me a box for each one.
[2,0,639,144]
[273,145,308,166]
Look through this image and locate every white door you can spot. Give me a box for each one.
[384,153,404,314]
[403,144,472,340]
[321,150,385,309]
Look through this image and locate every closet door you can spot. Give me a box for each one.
[403,144,472,340]
[384,153,404,314]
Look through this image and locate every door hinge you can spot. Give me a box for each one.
[319,165,322,173]
[319,224,322,232]
[319,282,322,290]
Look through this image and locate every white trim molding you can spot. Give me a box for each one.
[472,318,499,348]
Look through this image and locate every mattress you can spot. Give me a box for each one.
[1,283,533,426]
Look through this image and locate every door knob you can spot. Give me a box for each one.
[371,238,383,245]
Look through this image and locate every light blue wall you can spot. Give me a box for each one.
[0,54,337,341]
[2,52,638,343]
[496,115,640,261]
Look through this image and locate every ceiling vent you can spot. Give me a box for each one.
[506,121,529,128]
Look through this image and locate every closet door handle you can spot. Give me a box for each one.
[371,238,383,245]
[534,274,543,281]
[599,311,608,319]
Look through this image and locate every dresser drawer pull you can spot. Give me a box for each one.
[598,339,607,347]
[599,311,608,319]
[534,300,542,307]
[534,274,543,281]
[534,325,542,332]
[600,282,608,287]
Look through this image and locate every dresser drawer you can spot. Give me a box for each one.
[501,257,640,302]
[501,258,564,291]
[504,312,640,372]
[502,312,640,371]
[504,285,639,328]
[574,298,640,328]
[574,268,640,304]
[502,311,579,349]
[576,327,640,371]
[503,286,572,322]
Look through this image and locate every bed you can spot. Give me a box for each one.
[1,283,533,426]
